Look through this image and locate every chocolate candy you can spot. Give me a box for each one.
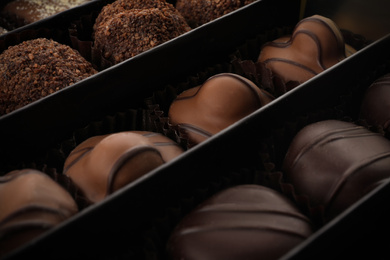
[168,73,274,146]
[360,73,390,132]
[167,185,313,260]
[175,0,256,28]
[258,15,354,89]
[93,1,190,65]
[0,169,78,257]
[0,38,97,115]
[283,120,390,222]
[63,131,184,203]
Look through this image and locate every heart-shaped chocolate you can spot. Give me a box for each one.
[258,15,355,89]
[63,131,184,203]
[168,73,274,146]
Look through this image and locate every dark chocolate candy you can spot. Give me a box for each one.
[360,73,390,132]
[0,169,78,257]
[168,73,274,146]
[283,120,390,222]
[167,185,312,260]
[63,131,184,203]
[258,15,354,90]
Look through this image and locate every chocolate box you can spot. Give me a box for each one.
[1,0,390,259]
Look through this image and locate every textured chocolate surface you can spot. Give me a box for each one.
[0,38,97,115]
[63,131,184,203]
[258,15,353,89]
[93,1,190,65]
[1,0,91,28]
[0,169,78,257]
[175,0,256,28]
[360,73,390,132]
[167,185,312,260]
[283,120,390,222]
[168,73,274,146]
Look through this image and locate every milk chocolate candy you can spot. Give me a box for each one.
[283,120,390,222]
[63,131,184,203]
[167,185,312,260]
[168,73,274,146]
[0,169,78,257]
[258,15,354,89]
[360,73,390,132]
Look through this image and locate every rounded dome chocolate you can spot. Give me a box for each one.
[168,73,274,147]
[63,131,184,203]
[0,38,97,115]
[283,120,390,222]
[167,185,313,260]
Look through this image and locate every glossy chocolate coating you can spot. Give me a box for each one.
[360,73,390,131]
[258,15,353,89]
[167,185,312,260]
[283,120,390,222]
[168,73,274,146]
[0,169,78,257]
[63,131,184,203]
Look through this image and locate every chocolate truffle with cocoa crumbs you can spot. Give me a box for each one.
[0,38,97,115]
[175,0,257,28]
[93,0,182,32]
[93,0,191,65]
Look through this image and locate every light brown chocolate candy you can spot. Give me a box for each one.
[0,169,78,257]
[63,131,184,203]
[258,15,354,89]
[168,73,274,146]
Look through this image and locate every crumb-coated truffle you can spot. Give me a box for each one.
[0,38,97,115]
[258,15,354,90]
[360,73,390,132]
[93,0,182,32]
[283,120,390,222]
[93,0,191,65]
[1,0,91,28]
[167,185,313,260]
[175,0,256,28]
[168,73,274,147]
[63,131,184,203]
[0,169,78,257]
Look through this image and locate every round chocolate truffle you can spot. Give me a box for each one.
[93,3,190,65]
[360,73,390,132]
[258,15,354,90]
[93,0,182,32]
[175,0,256,28]
[0,169,78,257]
[167,185,313,260]
[283,120,390,222]
[0,38,97,115]
[63,131,184,203]
[168,73,274,147]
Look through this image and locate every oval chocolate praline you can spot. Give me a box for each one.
[167,184,313,260]
[0,169,78,257]
[168,73,274,147]
[283,120,390,222]
[63,131,184,203]
[360,73,390,132]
